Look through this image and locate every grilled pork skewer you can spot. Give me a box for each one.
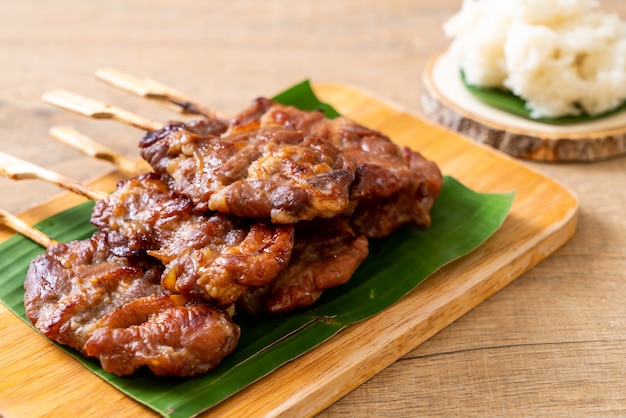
[39,84,363,225]
[20,225,240,377]
[42,85,441,235]
[0,162,250,377]
[41,82,442,239]
[95,68,225,119]
[42,90,162,131]
[0,151,109,201]
[0,206,239,377]
[0,150,364,314]
[0,208,54,248]
[0,150,361,315]
[49,126,145,176]
[0,153,295,307]
[90,173,295,306]
[40,89,360,224]
[137,97,443,236]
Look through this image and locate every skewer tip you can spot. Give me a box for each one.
[42,89,162,131]
[0,208,54,248]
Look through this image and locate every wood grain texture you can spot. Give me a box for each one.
[0,84,577,417]
[0,1,625,417]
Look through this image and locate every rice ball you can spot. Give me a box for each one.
[444,0,626,118]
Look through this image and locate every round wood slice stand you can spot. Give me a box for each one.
[421,50,626,162]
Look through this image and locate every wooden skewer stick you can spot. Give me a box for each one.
[0,208,54,248]
[95,68,225,119]
[49,126,143,176]
[42,89,163,131]
[0,151,109,202]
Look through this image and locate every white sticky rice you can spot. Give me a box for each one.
[444,0,626,118]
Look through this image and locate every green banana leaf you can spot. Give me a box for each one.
[272,80,341,118]
[0,81,515,417]
[461,71,626,125]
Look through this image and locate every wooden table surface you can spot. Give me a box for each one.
[1,1,625,416]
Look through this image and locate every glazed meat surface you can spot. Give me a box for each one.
[256,100,444,237]
[83,294,240,377]
[24,232,240,377]
[140,115,356,224]
[139,98,442,236]
[91,173,294,306]
[347,146,444,238]
[237,218,369,315]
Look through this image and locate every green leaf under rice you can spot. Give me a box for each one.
[461,71,626,125]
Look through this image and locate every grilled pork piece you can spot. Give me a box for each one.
[90,173,294,306]
[139,98,443,237]
[140,116,356,224]
[255,99,444,238]
[24,231,240,377]
[237,217,369,315]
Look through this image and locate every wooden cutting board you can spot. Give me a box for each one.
[0,84,578,417]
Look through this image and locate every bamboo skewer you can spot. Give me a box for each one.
[42,90,162,131]
[49,126,144,176]
[0,74,223,266]
[0,152,109,202]
[1,84,159,248]
[95,68,225,119]
[0,208,54,248]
